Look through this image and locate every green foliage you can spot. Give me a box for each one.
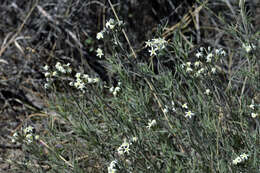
[10,1,259,172]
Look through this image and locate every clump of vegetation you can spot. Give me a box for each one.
[8,0,259,172]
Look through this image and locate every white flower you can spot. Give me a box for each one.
[146,119,156,129]
[211,67,216,74]
[185,111,194,118]
[186,67,193,73]
[43,65,49,71]
[196,52,203,58]
[221,50,226,56]
[232,158,239,165]
[117,140,130,155]
[109,86,114,93]
[52,71,57,76]
[171,101,176,111]
[154,38,166,45]
[13,132,18,138]
[92,78,99,83]
[75,73,81,78]
[87,77,99,84]
[182,103,188,109]
[132,137,138,142]
[240,153,249,160]
[44,83,50,89]
[215,49,220,55]
[145,40,152,48]
[55,62,66,73]
[153,38,166,49]
[110,86,120,96]
[146,38,166,51]
[118,20,123,26]
[232,153,249,165]
[204,89,210,95]
[206,53,213,63]
[11,132,18,143]
[163,106,168,114]
[78,83,85,90]
[74,79,85,90]
[82,74,89,79]
[108,160,117,173]
[251,112,258,118]
[148,47,157,56]
[44,72,50,77]
[112,91,117,96]
[11,138,16,143]
[106,19,115,30]
[96,48,104,58]
[198,68,205,75]
[186,62,192,67]
[114,86,120,93]
[113,86,120,96]
[249,103,254,109]
[242,43,256,53]
[96,31,104,40]
[25,134,33,144]
[236,157,242,163]
[87,78,94,83]
[23,126,34,134]
[69,81,74,86]
[34,135,40,140]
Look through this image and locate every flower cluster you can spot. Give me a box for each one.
[109,82,121,96]
[43,62,72,89]
[182,102,195,119]
[182,46,226,78]
[162,101,177,113]
[248,100,259,118]
[55,62,72,74]
[232,153,249,165]
[69,73,99,92]
[108,136,137,172]
[161,101,195,119]
[95,18,123,59]
[108,160,118,173]
[11,125,39,144]
[145,38,167,56]
[96,18,123,40]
